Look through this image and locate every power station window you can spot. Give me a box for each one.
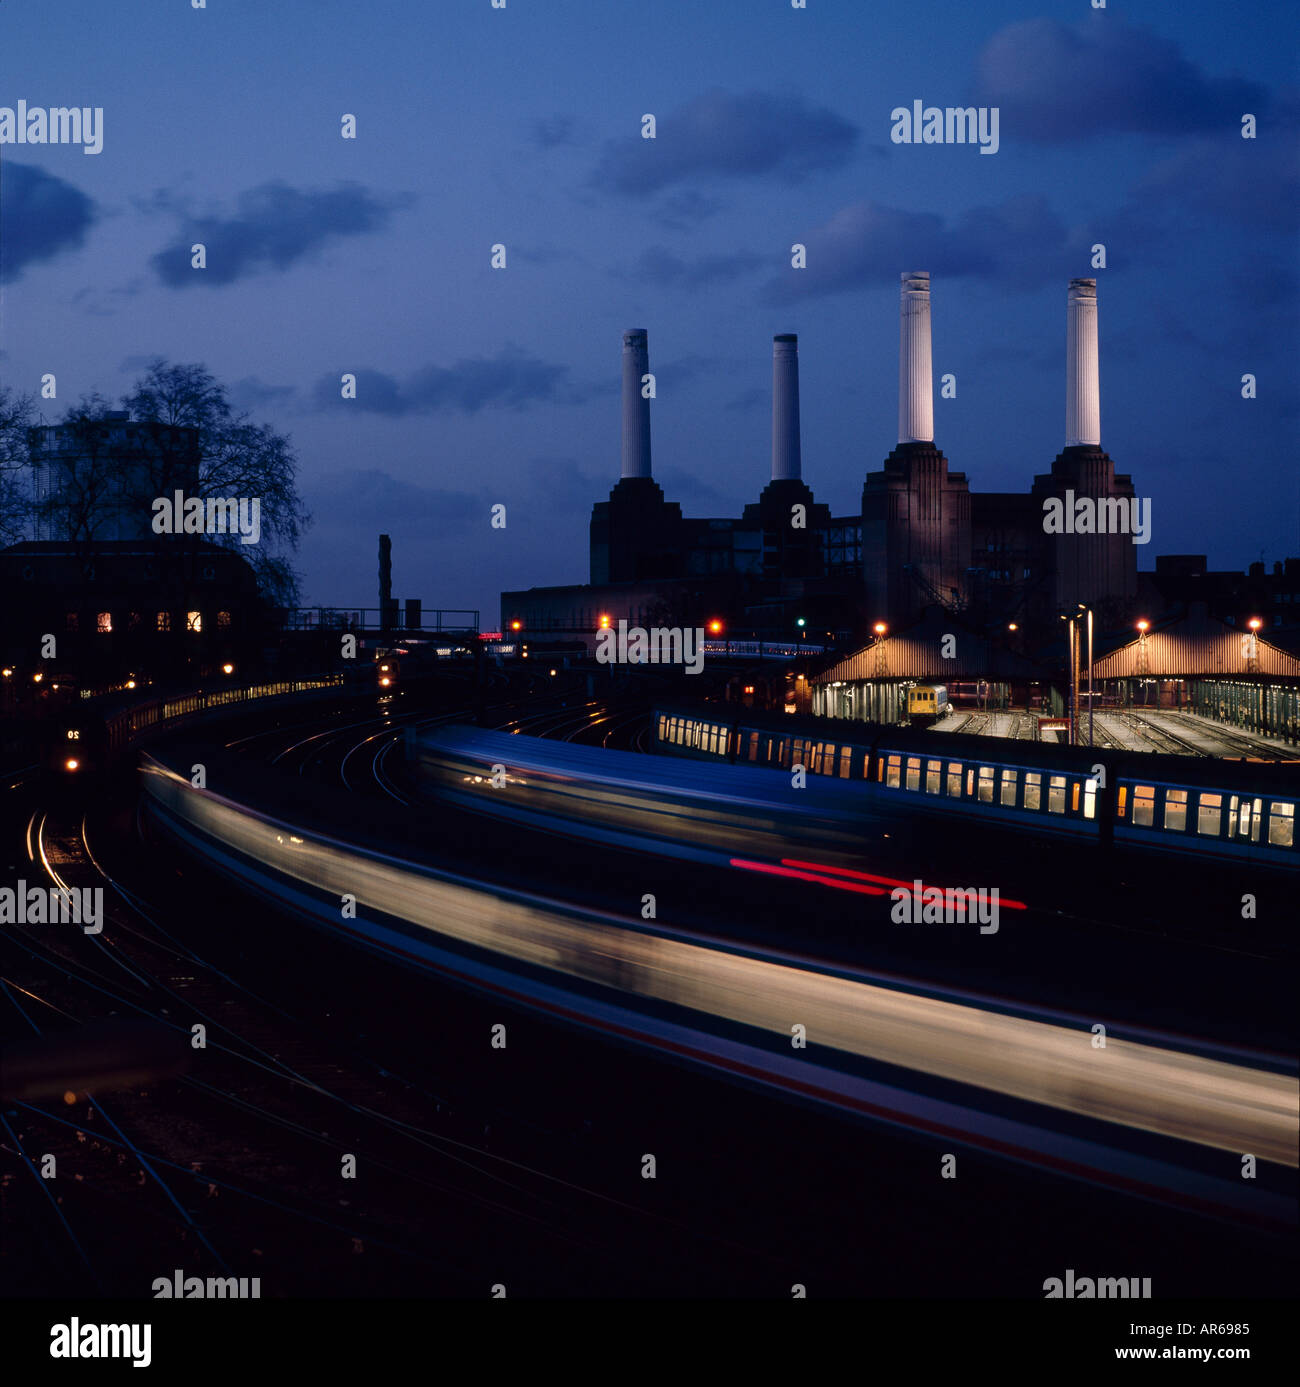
[1267,802,1294,847]
[1196,793,1223,837]
[1023,772,1042,811]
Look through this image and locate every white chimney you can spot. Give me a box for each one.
[771,334,801,481]
[898,271,934,445]
[620,329,652,479]
[1066,278,1101,447]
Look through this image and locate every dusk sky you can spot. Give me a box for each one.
[3,0,1297,620]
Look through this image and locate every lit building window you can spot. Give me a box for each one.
[157,612,171,632]
[186,611,203,633]
[66,612,79,632]
[217,610,232,629]
[97,612,112,634]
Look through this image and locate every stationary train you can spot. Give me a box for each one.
[905,684,949,725]
[651,702,1299,873]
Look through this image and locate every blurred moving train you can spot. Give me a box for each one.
[407,707,1299,882]
[650,703,1299,872]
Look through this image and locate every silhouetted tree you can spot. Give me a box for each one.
[123,361,309,606]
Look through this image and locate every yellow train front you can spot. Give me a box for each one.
[905,684,949,726]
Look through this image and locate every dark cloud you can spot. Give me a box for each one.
[974,16,1268,141]
[591,89,858,196]
[0,161,95,282]
[311,346,588,416]
[149,181,413,287]
[1135,131,1299,234]
[229,376,298,415]
[765,195,1091,301]
[630,246,765,290]
[306,468,482,530]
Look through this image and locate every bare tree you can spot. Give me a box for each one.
[123,360,310,605]
[0,385,36,545]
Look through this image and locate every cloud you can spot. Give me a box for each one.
[590,89,858,196]
[306,467,481,530]
[629,246,765,290]
[148,181,413,287]
[229,376,299,415]
[973,16,1268,141]
[0,161,95,282]
[1135,131,1300,234]
[765,195,1090,301]
[311,346,589,416]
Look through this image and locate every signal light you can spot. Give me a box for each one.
[65,758,79,772]
[510,620,522,631]
[708,619,723,634]
[795,617,806,628]
[599,614,611,629]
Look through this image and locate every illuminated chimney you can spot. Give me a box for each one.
[620,329,652,480]
[898,271,934,445]
[1066,278,1101,447]
[771,334,801,482]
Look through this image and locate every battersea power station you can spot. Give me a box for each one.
[502,273,1141,649]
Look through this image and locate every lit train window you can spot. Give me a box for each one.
[1247,797,1262,843]
[1000,769,1018,807]
[1024,772,1042,811]
[926,759,941,794]
[1132,785,1155,826]
[1071,782,1080,813]
[947,763,963,797]
[977,767,994,803]
[883,755,901,788]
[1083,778,1097,820]
[966,769,974,797]
[1117,785,1128,818]
[1048,776,1067,814]
[749,732,760,762]
[906,757,921,791]
[1161,790,1187,831]
[1197,793,1222,837]
[840,748,853,778]
[658,716,667,738]
[1267,802,1294,847]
